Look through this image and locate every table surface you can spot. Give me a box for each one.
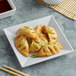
[0,0,76,76]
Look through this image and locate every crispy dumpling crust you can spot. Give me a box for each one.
[36,42,63,57]
[43,25,57,42]
[29,35,48,53]
[35,25,43,34]
[26,37,32,47]
[29,25,48,53]
[14,35,29,57]
[17,26,38,39]
[35,25,57,42]
[29,40,41,53]
[35,25,48,40]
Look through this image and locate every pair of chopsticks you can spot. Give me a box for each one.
[0,65,30,76]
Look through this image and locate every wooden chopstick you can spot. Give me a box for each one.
[4,65,30,76]
[0,67,21,76]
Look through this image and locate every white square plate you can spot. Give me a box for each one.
[4,15,74,68]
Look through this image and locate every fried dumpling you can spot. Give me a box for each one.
[26,37,32,47]
[35,25,43,34]
[29,40,41,53]
[35,25,47,37]
[36,42,63,57]
[17,26,38,39]
[29,35,48,53]
[14,35,29,57]
[43,25,57,42]
[35,25,48,41]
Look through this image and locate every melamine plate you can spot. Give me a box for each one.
[4,15,74,68]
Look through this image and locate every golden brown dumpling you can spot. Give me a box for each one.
[36,42,63,57]
[35,25,47,37]
[29,35,48,53]
[35,25,43,34]
[35,25,48,41]
[43,25,57,42]
[14,35,29,57]
[17,26,38,39]
[26,37,32,47]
